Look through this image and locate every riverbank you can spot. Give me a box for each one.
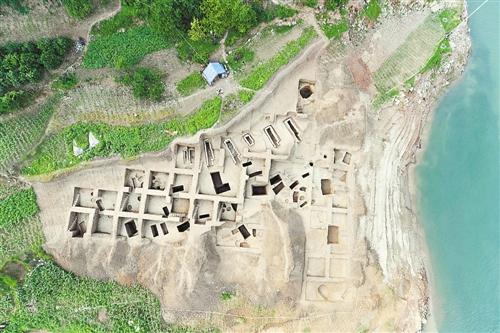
[416,0,500,329]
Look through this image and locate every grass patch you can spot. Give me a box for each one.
[438,8,461,33]
[51,73,78,91]
[240,27,317,90]
[22,97,222,176]
[321,20,348,39]
[176,72,206,96]
[220,90,255,123]
[238,90,255,104]
[404,76,416,90]
[227,47,255,72]
[364,0,381,22]
[0,94,60,173]
[0,188,38,228]
[83,26,171,69]
[220,291,234,301]
[302,0,318,8]
[92,5,136,37]
[420,38,451,73]
[372,87,399,109]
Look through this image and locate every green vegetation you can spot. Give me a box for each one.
[220,90,254,123]
[321,20,348,39]
[227,47,255,72]
[0,37,71,113]
[264,3,298,19]
[51,73,78,91]
[0,0,29,13]
[0,188,38,227]
[238,90,254,103]
[83,26,171,69]
[176,72,206,96]
[404,76,416,90]
[189,0,257,42]
[372,87,399,109]
[0,94,60,172]
[364,0,381,22]
[92,5,137,37]
[22,97,222,176]
[325,0,347,11]
[118,67,165,101]
[438,8,461,33]
[420,38,451,73]
[302,0,318,8]
[240,27,317,90]
[220,291,234,301]
[1,261,169,332]
[62,0,93,19]
[175,38,219,64]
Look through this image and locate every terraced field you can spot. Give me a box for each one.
[48,83,176,131]
[372,14,445,93]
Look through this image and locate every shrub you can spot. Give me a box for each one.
[51,73,78,91]
[321,20,348,39]
[420,38,451,73]
[61,0,93,19]
[176,72,206,96]
[0,90,25,114]
[118,67,165,101]
[37,37,72,70]
[364,0,381,22]
[302,0,318,8]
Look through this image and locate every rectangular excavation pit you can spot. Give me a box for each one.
[342,152,352,165]
[332,192,348,209]
[263,125,281,148]
[307,257,326,277]
[210,171,231,194]
[242,133,255,146]
[284,117,302,142]
[143,220,163,238]
[72,187,94,208]
[273,182,284,194]
[223,138,241,164]
[218,202,237,222]
[172,174,193,194]
[145,194,167,215]
[175,145,196,169]
[120,193,141,213]
[320,179,333,195]
[68,212,90,238]
[117,217,139,238]
[124,169,145,189]
[193,199,214,224]
[177,220,190,232]
[149,171,169,190]
[96,190,118,211]
[251,185,267,196]
[204,139,215,167]
[327,225,339,244]
[333,149,345,164]
[238,225,251,239]
[171,198,190,215]
[93,214,113,235]
[160,222,168,235]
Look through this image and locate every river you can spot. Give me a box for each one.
[417,0,500,332]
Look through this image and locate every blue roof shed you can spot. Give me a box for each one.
[202,62,228,85]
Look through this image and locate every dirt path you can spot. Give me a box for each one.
[84,1,122,48]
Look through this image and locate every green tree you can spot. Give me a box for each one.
[37,37,72,70]
[148,0,202,37]
[325,0,347,10]
[119,67,165,101]
[188,0,256,41]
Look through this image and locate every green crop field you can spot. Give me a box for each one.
[176,72,206,96]
[0,94,60,173]
[83,26,171,69]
